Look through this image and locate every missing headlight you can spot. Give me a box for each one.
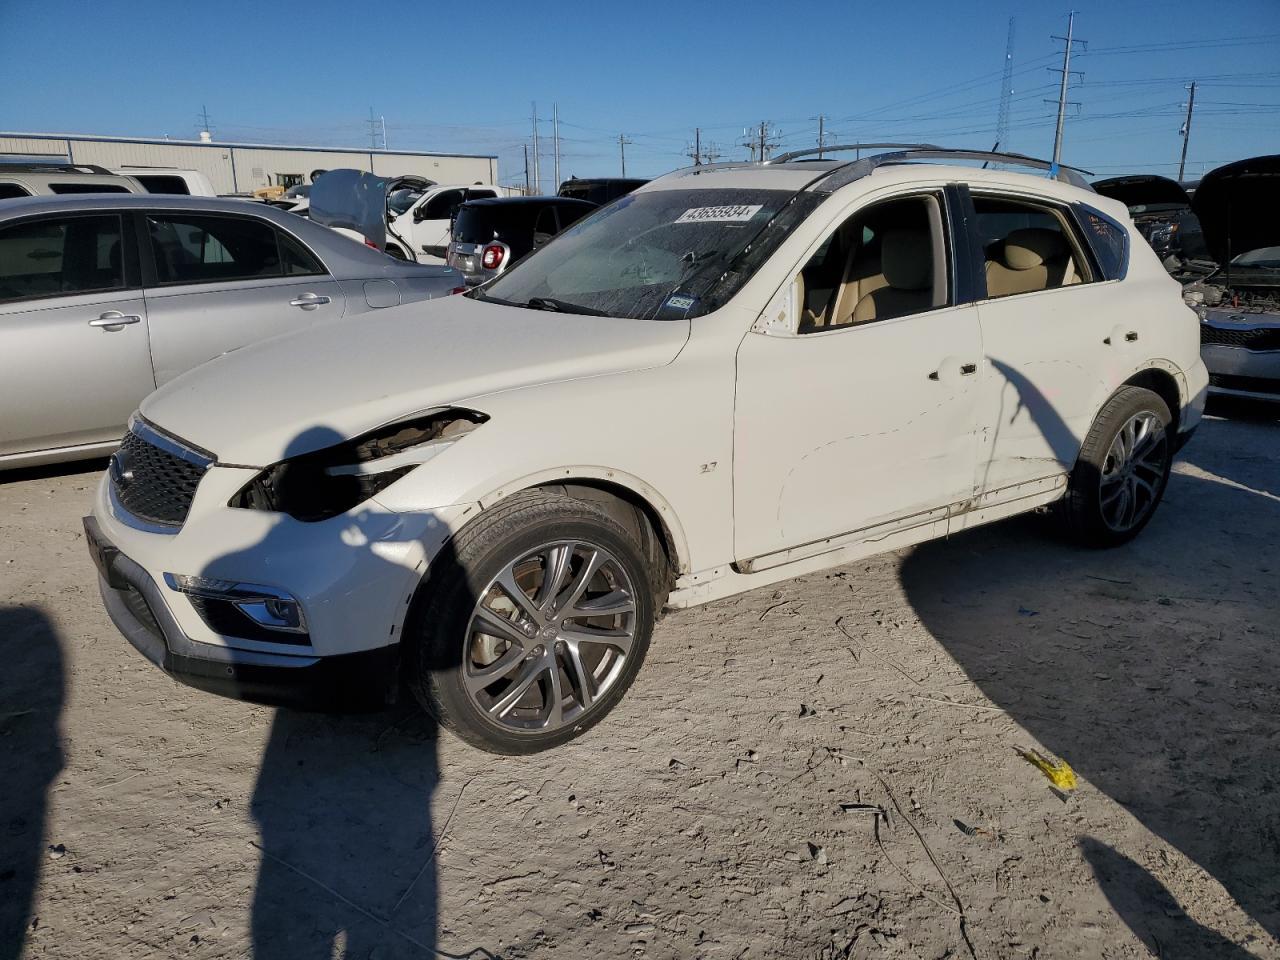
[229,408,487,521]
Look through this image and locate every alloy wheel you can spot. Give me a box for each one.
[1098,411,1169,533]
[463,540,637,733]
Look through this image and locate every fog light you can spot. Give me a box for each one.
[164,573,308,635]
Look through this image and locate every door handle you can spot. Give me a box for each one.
[1124,331,1139,342]
[289,294,332,309]
[929,360,979,381]
[88,311,142,328]
[960,363,978,376]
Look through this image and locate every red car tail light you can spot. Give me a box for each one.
[482,244,505,270]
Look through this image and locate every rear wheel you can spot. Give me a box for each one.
[1060,386,1173,546]
[405,490,657,754]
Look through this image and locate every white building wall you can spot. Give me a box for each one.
[0,134,496,195]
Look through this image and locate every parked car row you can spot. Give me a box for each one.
[0,191,463,469]
[1098,155,1280,403]
[76,145,1211,754]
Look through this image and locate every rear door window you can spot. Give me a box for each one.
[0,214,128,303]
[0,183,31,200]
[148,213,284,285]
[421,189,465,220]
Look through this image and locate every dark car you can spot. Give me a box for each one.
[1181,155,1280,402]
[446,196,596,285]
[556,177,648,205]
[1092,174,1210,277]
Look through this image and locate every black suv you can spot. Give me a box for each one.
[446,196,596,285]
[556,177,648,205]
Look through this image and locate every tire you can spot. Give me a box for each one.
[1060,386,1174,547]
[405,489,659,754]
[384,244,407,261]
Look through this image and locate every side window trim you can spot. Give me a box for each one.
[946,183,985,305]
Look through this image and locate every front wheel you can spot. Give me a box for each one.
[1060,386,1173,546]
[405,490,657,754]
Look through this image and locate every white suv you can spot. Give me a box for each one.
[86,146,1207,754]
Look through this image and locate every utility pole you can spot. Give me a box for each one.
[523,144,530,195]
[552,104,560,190]
[702,141,722,164]
[197,104,213,139]
[618,133,632,176]
[688,127,702,165]
[367,108,381,149]
[1048,12,1086,168]
[380,115,388,151]
[995,17,1016,155]
[814,114,828,158]
[741,122,781,163]
[1178,80,1197,182]
[531,102,540,195]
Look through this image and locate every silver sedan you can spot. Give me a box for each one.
[0,194,463,470]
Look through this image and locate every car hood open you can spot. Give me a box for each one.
[1092,174,1191,211]
[1191,155,1280,266]
[140,295,690,467]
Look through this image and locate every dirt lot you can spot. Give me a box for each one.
[2,402,1278,960]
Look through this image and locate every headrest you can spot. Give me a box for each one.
[1002,228,1067,270]
[880,230,932,291]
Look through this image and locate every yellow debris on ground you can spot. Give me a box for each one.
[1018,748,1079,790]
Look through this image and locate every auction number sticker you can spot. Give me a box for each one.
[674,204,763,224]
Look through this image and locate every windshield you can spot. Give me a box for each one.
[476,188,814,319]
[388,188,422,216]
[1233,245,1280,269]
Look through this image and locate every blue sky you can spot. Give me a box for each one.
[2,0,1277,188]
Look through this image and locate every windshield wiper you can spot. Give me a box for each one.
[524,296,605,316]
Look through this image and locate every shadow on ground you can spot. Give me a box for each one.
[0,607,64,960]
[900,437,1280,952]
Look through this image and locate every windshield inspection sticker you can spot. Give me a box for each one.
[665,294,697,311]
[674,204,763,224]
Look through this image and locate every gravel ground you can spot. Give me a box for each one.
[2,401,1278,960]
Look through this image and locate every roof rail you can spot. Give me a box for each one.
[766,143,943,164]
[769,144,1094,191]
[0,161,116,176]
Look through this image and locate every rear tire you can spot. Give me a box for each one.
[405,489,658,754]
[1060,386,1173,547]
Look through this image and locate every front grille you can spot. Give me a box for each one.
[1200,324,1280,351]
[111,424,211,527]
[1208,373,1280,395]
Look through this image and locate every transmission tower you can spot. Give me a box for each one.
[1046,12,1087,167]
[995,18,1015,153]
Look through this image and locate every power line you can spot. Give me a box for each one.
[740,121,781,162]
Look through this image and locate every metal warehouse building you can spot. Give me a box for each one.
[0,132,497,194]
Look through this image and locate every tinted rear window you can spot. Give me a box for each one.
[133,174,191,195]
[0,183,30,199]
[454,205,542,245]
[48,183,132,194]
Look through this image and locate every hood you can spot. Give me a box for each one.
[1191,155,1280,266]
[140,295,689,466]
[1092,174,1191,211]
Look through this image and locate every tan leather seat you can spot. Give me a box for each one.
[985,228,1076,297]
[850,230,933,323]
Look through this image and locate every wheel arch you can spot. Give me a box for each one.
[474,467,691,578]
[1122,364,1183,433]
